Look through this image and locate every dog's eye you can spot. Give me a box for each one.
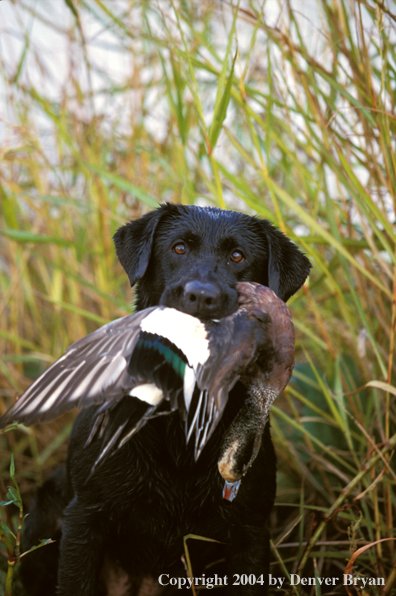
[173,243,186,255]
[230,250,244,263]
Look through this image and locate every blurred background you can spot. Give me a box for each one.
[0,1,395,594]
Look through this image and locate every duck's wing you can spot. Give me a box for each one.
[0,309,155,428]
[0,306,213,446]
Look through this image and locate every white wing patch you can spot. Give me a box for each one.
[129,383,164,405]
[140,308,210,369]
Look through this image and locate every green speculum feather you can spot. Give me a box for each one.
[141,337,187,377]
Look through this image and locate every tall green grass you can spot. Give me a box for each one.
[0,1,395,594]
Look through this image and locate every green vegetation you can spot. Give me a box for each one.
[0,1,395,593]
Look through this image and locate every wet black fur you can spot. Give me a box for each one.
[20,204,310,595]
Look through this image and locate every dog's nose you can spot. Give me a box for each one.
[182,281,221,317]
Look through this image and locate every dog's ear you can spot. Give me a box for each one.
[260,221,311,302]
[113,208,164,286]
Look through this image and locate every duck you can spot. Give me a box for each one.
[0,282,294,499]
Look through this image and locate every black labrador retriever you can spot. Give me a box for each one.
[19,203,310,596]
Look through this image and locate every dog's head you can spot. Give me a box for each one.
[114,203,311,318]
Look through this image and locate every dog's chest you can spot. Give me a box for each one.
[113,419,229,531]
[103,429,232,573]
